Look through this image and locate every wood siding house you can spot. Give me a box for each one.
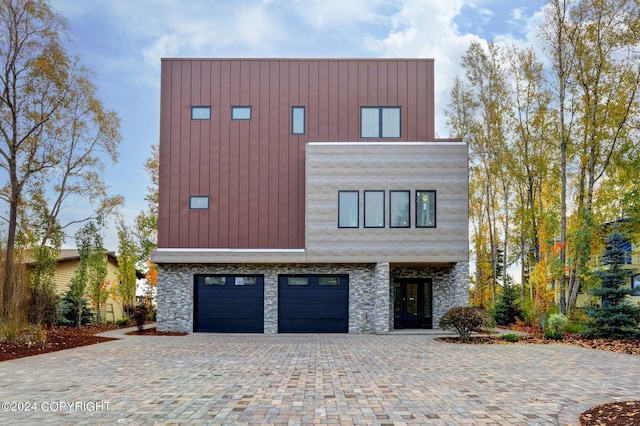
[27,249,125,323]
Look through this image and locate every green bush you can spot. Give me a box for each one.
[116,318,131,327]
[56,289,92,326]
[545,313,568,340]
[545,330,563,340]
[564,308,587,334]
[584,231,640,339]
[0,320,46,344]
[439,306,492,342]
[491,285,524,326]
[501,333,519,342]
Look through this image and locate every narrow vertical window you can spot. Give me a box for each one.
[338,191,359,228]
[292,106,305,134]
[364,190,385,228]
[390,190,410,228]
[416,190,436,228]
[381,107,400,137]
[231,106,251,120]
[360,107,380,138]
[191,106,211,120]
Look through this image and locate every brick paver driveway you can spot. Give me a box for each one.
[0,329,638,425]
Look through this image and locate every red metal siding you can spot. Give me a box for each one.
[158,59,437,249]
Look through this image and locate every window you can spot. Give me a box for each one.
[189,196,209,210]
[235,276,257,286]
[364,190,385,228]
[231,106,251,120]
[390,190,410,228]
[633,274,640,290]
[292,106,305,134]
[287,277,309,286]
[416,190,436,228]
[319,277,340,286]
[191,106,211,120]
[338,191,359,228]
[361,107,400,138]
[204,276,225,286]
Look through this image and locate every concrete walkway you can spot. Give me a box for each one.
[0,327,638,425]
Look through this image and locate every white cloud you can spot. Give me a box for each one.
[363,0,486,136]
[143,34,181,63]
[292,0,393,28]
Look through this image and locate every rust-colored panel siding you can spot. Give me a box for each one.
[158,59,438,249]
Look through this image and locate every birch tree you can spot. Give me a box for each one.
[0,0,121,321]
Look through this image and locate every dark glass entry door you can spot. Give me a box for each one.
[394,279,433,329]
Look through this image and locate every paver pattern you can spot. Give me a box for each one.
[0,328,638,425]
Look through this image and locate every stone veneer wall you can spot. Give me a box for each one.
[157,263,386,334]
[389,262,469,330]
[157,261,467,333]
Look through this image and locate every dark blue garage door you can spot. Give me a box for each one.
[194,275,264,333]
[278,275,349,333]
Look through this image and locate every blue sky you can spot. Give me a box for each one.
[51,0,546,251]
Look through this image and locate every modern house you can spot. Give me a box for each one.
[152,58,469,333]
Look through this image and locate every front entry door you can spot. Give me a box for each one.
[394,279,433,329]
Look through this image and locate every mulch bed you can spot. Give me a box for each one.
[580,401,640,426]
[0,325,118,362]
[436,333,640,355]
[124,327,187,336]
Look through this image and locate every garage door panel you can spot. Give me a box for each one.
[195,275,264,333]
[278,275,349,333]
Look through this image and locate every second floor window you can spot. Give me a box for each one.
[191,106,211,120]
[416,190,436,228]
[338,191,359,228]
[231,106,251,120]
[364,190,385,228]
[361,107,400,138]
[292,106,305,134]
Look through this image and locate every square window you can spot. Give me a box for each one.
[191,106,211,120]
[231,106,251,120]
[361,107,400,138]
[390,191,410,228]
[416,190,436,228]
[292,106,305,134]
[338,191,359,228]
[189,196,209,210]
[364,190,385,228]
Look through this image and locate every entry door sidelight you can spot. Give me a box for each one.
[394,278,433,329]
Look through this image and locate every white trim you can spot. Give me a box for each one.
[154,248,306,254]
[308,141,465,147]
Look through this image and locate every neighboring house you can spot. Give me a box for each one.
[575,237,640,307]
[152,58,469,334]
[27,249,125,323]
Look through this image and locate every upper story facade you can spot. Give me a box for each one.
[156,58,468,264]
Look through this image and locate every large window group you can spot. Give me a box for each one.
[338,190,436,228]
